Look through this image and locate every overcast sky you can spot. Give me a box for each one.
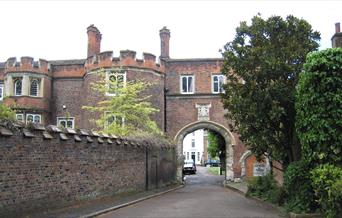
[0,0,341,62]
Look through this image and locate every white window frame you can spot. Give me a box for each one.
[105,70,126,96]
[180,75,194,94]
[57,117,75,129]
[14,78,23,96]
[212,74,225,94]
[16,113,24,122]
[0,83,3,101]
[104,111,125,127]
[26,114,41,124]
[29,78,40,97]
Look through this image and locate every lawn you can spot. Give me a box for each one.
[207,167,221,175]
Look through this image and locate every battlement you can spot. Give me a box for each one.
[85,50,164,73]
[4,57,50,74]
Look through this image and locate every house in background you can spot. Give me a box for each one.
[183,129,208,165]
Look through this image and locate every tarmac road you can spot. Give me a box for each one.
[97,166,282,218]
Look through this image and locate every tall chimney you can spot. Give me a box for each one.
[160,26,170,59]
[87,25,102,57]
[335,22,340,33]
[332,22,342,48]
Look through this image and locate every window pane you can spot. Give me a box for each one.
[67,121,73,128]
[60,120,66,127]
[182,77,187,92]
[16,114,23,122]
[30,80,39,96]
[188,77,193,92]
[34,115,41,123]
[15,79,22,96]
[27,115,33,122]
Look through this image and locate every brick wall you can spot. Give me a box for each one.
[0,120,176,217]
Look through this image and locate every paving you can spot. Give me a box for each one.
[97,166,283,218]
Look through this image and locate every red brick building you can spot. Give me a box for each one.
[1,23,340,182]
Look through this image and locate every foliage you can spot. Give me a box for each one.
[310,164,342,218]
[0,103,15,120]
[207,167,220,175]
[82,68,163,137]
[221,14,320,166]
[283,160,317,213]
[296,48,342,165]
[207,131,225,159]
[246,173,285,205]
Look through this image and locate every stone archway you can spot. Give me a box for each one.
[174,120,236,182]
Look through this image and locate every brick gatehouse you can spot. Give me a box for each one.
[1,24,340,182]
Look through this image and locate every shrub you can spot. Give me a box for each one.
[311,164,342,218]
[246,173,284,205]
[283,160,317,213]
[296,48,342,165]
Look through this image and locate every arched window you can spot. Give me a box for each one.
[14,79,22,96]
[30,79,39,96]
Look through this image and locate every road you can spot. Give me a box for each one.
[97,166,282,218]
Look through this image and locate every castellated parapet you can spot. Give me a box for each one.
[4,57,50,75]
[85,50,164,73]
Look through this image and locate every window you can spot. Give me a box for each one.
[197,152,200,163]
[57,117,75,129]
[212,75,225,94]
[30,79,39,97]
[180,75,194,94]
[26,114,41,124]
[186,152,189,160]
[191,139,195,148]
[106,70,126,96]
[14,78,22,96]
[104,111,124,127]
[0,83,3,101]
[16,114,24,122]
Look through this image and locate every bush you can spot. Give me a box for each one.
[246,173,285,205]
[311,164,342,218]
[296,48,342,165]
[283,160,317,213]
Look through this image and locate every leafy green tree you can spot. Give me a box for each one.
[0,103,15,120]
[296,48,342,165]
[83,68,163,137]
[207,131,225,158]
[221,14,320,166]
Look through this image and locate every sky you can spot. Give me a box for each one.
[0,0,341,62]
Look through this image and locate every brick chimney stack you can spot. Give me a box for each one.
[332,22,342,48]
[87,25,102,57]
[160,26,170,59]
[335,23,340,33]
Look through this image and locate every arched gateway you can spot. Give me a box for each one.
[174,121,236,181]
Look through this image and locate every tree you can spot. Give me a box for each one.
[0,103,15,120]
[207,131,225,159]
[221,14,320,167]
[82,68,163,137]
[296,48,342,165]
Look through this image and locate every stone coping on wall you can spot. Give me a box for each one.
[0,119,174,150]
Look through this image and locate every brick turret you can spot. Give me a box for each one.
[87,25,102,57]
[332,22,342,48]
[160,26,170,59]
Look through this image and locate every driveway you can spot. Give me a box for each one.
[97,166,282,218]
